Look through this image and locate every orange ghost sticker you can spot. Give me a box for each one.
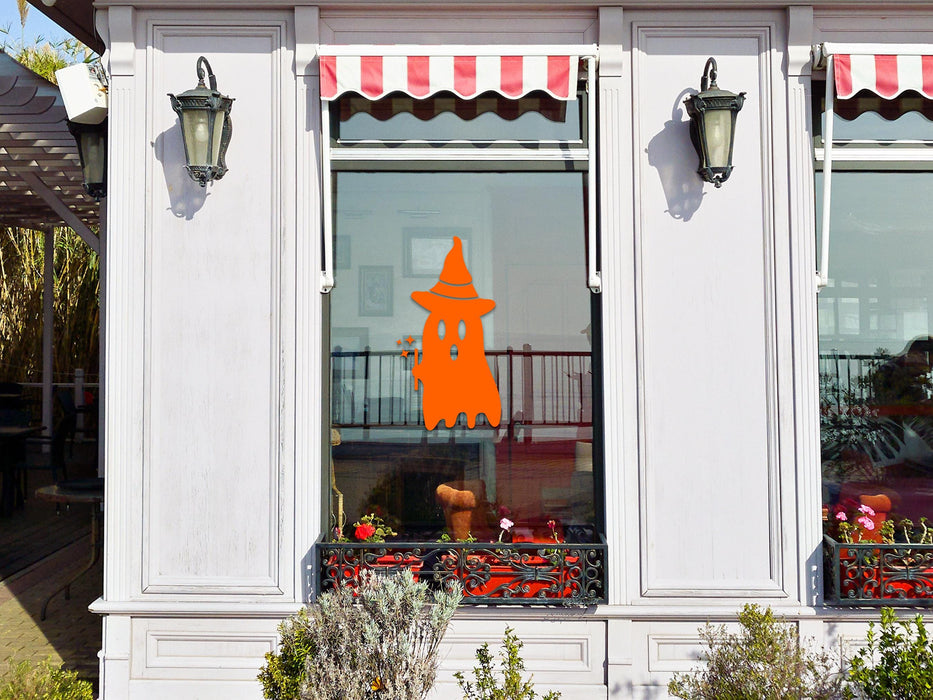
[410,236,501,430]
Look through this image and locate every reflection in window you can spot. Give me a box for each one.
[329,172,598,544]
[819,171,933,539]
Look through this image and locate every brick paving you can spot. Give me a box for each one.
[0,443,102,692]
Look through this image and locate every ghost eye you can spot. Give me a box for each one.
[437,319,446,339]
[458,320,466,340]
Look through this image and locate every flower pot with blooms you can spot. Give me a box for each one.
[353,513,397,543]
[828,506,933,601]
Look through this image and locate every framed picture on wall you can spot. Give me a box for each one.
[403,228,470,277]
[359,266,393,316]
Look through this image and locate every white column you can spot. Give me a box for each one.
[42,225,54,440]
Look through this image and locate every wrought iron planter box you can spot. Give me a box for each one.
[824,535,933,605]
[315,536,607,605]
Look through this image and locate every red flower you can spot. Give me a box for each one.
[355,523,377,541]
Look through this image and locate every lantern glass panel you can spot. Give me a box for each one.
[181,108,212,166]
[703,109,733,169]
[210,110,225,166]
[80,131,106,185]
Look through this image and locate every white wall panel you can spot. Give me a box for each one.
[143,23,289,594]
[632,22,786,597]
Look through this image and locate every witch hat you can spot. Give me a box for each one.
[411,236,495,314]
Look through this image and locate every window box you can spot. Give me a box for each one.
[824,535,933,605]
[315,536,607,605]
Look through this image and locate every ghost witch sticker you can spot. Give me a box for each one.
[402,236,501,430]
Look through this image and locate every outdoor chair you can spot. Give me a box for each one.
[18,413,75,504]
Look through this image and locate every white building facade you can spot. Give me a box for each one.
[69,0,933,696]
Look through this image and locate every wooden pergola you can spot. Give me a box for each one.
[0,50,102,464]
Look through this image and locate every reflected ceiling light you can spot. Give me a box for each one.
[684,57,746,188]
[168,56,234,186]
[67,119,107,200]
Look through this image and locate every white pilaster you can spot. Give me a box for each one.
[597,5,632,608]
[787,5,822,607]
[295,5,325,601]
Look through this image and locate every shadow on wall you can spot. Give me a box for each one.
[645,88,705,222]
[152,121,208,220]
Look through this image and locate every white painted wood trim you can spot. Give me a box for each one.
[597,5,630,607]
[101,4,146,604]
[316,43,598,56]
[787,6,824,608]
[294,6,325,601]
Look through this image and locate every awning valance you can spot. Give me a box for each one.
[319,50,583,101]
[834,54,933,99]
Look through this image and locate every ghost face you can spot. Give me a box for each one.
[413,303,501,430]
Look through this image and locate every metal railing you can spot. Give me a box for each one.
[315,534,607,606]
[825,535,933,605]
[331,347,592,430]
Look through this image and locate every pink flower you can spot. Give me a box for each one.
[835,511,848,521]
[858,504,876,517]
[499,518,514,531]
[857,516,875,531]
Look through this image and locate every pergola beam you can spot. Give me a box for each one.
[17,170,99,253]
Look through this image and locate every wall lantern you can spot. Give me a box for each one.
[683,57,745,188]
[168,56,234,186]
[67,119,107,200]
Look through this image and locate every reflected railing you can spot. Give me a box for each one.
[331,347,592,430]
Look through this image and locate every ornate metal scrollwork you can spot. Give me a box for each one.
[825,536,933,606]
[316,537,607,606]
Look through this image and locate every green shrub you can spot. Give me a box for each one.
[848,607,933,699]
[667,604,846,700]
[455,626,560,700]
[258,569,461,700]
[0,657,93,700]
[258,607,316,700]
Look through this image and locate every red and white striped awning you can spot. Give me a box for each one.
[834,54,933,99]
[319,53,580,101]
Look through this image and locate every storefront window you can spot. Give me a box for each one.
[325,83,601,549]
[817,86,933,542]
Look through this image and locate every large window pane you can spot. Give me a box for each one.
[329,172,597,543]
[819,171,933,527]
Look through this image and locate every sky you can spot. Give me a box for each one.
[0,1,74,47]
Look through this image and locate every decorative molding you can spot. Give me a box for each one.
[136,630,276,680]
[598,7,624,77]
[787,73,821,605]
[102,78,147,602]
[108,6,136,77]
[598,77,632,607]
[295,32,325,601]
[632,20,789,598]
[788,6,814,77]
[319,10,597,45]
[295,6,320,77]
[141,21,289,596]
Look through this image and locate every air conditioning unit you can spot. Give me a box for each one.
[55,63,108,124]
